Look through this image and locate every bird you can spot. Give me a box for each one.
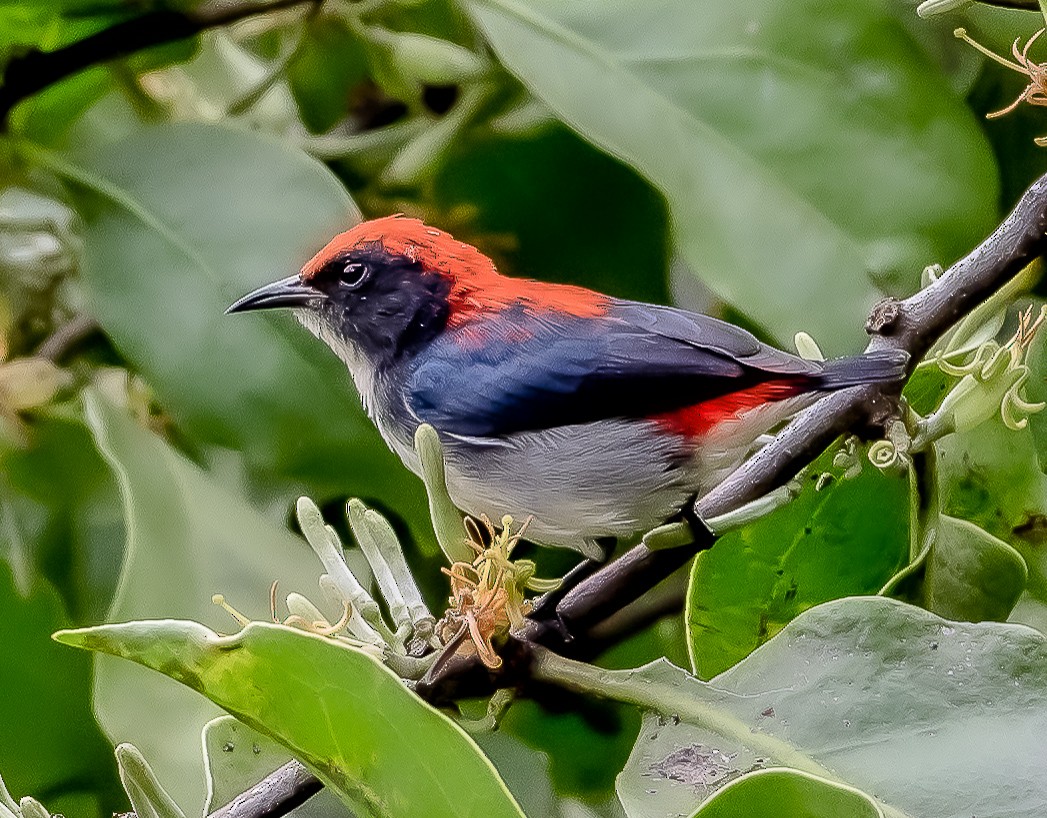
[227,215,908,558]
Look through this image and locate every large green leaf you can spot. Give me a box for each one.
[30,122,426,526]
[923,514,1028,622]
[0,563,122,818]
[55,620,526,818]
[81,389,330,813]
[686,456,909,678]
[595,597,1047,818]
[462,0,998,351]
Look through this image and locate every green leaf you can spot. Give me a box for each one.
[55,620,527,818]
[81,389,332,814]
[686,455,909,678]
[691,769,882,818]
[288,17,368,134]
[902,363,956,416]
[923,514,1027,621]
[30,122,428,531]
[365,26,487,94]
[593,596,1047,818]
[462,0,998,352]
[0,562,122,818]
[934,417,1047,629]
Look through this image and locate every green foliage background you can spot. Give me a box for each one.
[3,0,1047,816]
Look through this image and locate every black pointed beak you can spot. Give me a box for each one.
[226,275,322,314]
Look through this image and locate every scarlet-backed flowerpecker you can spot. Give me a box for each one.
[228,216,906,557]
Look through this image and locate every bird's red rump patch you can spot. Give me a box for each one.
[651,380,806,438]
[300,215,610,327]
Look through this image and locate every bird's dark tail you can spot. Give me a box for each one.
[817,349,909,389]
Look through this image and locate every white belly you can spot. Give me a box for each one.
[436,420,698,555]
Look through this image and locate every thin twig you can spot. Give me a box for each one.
[210,761,321,818]
[121,760,321,818]
[0,0,317,129]
[35,314,100,362]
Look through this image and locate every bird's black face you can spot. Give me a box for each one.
[227,244,452,366]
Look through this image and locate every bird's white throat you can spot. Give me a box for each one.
[294,310,379,418]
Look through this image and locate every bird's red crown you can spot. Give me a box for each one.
[301,215,610,327]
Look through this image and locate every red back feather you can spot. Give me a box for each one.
[301,215,610,326]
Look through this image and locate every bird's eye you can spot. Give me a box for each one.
[341,261,370,289]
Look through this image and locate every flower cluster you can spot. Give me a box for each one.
[439,514,560,669]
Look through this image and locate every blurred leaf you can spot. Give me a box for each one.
[365,26,486,99]
[373,0,475,46]
[82,389,331,814]
[463,0,998,353]
[0,4,122,57]
[923,514,1027,621]
[1,6,122,142]
[3,4,196,144]
[56,620,527,818]
[30,122,428,533]
[288,17,368,134]
[686,454,909,679]
[0,412,124,623]
[613,597,1047,818]
[434,124,671,304]
[380,83,490,188]
[0,562,122,818]
[10,68,114,147]
[691,769,882,818]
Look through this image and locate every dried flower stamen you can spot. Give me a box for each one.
[438,514,561,668]
[955,27,1047,144]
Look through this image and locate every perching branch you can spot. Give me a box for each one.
[0,0,316,130]
[416,168,1047,701]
